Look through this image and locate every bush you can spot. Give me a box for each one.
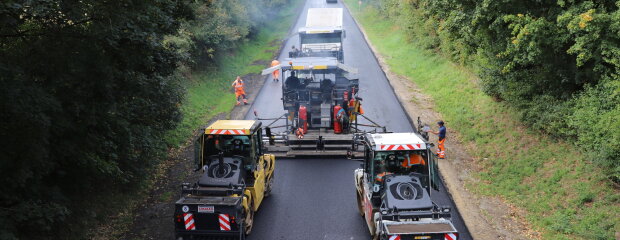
[372,0,620,180]
[568,76,620,181]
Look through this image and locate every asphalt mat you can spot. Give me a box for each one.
[246,0,472,239]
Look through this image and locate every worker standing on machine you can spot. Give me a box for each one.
[232,76,248,106]
[337,105,349,134]
[271,59,280,82]
[428,121,446,159]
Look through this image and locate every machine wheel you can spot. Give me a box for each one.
[356,191,364,217]
[264,175,274,197]
[243,197,255,235]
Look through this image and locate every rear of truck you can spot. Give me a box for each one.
[380,219,458,240]
[174,196,244,240]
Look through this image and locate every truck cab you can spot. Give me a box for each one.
[295,8,345,62]
[354,132,458,240]
[174,120,275,240]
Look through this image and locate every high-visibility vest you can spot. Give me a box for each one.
[233,80,244,90]
[375,172,392,182]
[402,154,426,167]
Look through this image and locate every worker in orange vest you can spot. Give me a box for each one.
[348,98,364,118]
[375,154,397,182]
[428,121,446,159]
[271,59,280,82]
[231,76,248,106]
[401,153,426,167]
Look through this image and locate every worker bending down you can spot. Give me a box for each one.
[232,76,248,106]
[428,121,446,159]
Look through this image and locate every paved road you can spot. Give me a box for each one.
[246,0,472,239]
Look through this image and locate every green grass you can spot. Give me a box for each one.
[344,1,620,239]
[164,0,302,146]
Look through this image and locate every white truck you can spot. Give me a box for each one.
[293,8,345,62]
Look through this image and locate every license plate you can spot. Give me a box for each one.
[197,205,214,213]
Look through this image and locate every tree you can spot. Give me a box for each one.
[0,0,189,238]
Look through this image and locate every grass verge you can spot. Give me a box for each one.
[88,1,303,239]
[344,1,620,239]
[164,1,302,146]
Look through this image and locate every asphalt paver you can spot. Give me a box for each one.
[246,0,472,239]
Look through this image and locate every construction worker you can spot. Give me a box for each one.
[401,153,426,167]
[348,98,364,121]
[375,154,396,182]
[285,71,300,89]
[335,104,348,134]
[429,121,446,159]
[271,59,280,82]
[290,45,300,58]
[339,106,350,134]
[231,76,248,106]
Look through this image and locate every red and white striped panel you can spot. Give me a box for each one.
[388,235,401,240]
[445,232,458,240]
[219,214,231,231]
[209,129,245,135]
[378,144,424,151]
[183,213,196,230]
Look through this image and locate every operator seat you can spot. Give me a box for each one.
[386,154,399,172]
[231,139,244,153]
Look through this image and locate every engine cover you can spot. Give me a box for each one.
[198,156,246,187]
[382,174,433,210]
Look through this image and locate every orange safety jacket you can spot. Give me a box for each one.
[402,154,426,167]
[375,172,393,182]
[232,79,244,91]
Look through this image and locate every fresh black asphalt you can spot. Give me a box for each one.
[245,0,472,239]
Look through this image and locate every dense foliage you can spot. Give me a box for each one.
[372,0,620,180]
[0,0,289,239]
[166,0,290,67]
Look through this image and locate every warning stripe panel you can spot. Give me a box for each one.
[445,233,457,240]
[208,129,246,135]
[183,213,196,230]
[219,214,231,231]
[388,235,401,240]
[378,144,426,151]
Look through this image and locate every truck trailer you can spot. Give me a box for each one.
[295,8,345,62]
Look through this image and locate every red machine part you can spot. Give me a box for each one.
[298,105,308,134]
[333,105,342,133]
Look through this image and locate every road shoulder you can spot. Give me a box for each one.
[343,3,535,240]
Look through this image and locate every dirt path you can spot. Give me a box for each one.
[346,6,539,240]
